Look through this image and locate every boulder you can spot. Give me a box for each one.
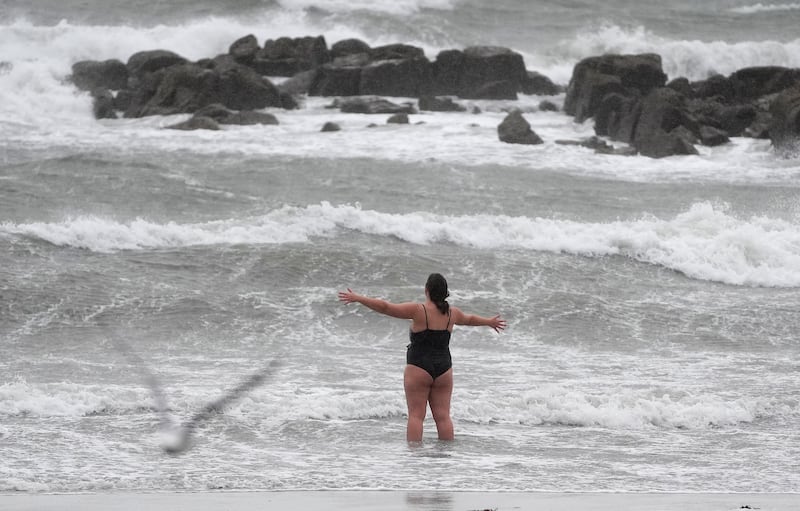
[521,71,561,96]
[330,38,371,59]
[497,110,543,145]
[321,121,341,132]
[538,100,559,112]
[433,46,527,98]
[632,88,699,157]
[768,85,800,155]
[564,53,667,120]
[127,50,187,79]
[699,125,730,146]
[468,80,517,100]
[418,96,466,112]
[166,116,221,130]
[91,88,117,119]
[71,59,129,91]
[369,44,424,61]
[729,66,800,102]
[255,35,330,76]
[193,103,279,125]
[359,57,433,97]
[387,113,409,124]
[308,61,363,96]
[134,64,220,117]
[210,56,283,111]
[229,34,260,65]
[338,96,416,114]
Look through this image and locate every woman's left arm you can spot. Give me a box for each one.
[338,288,418,320]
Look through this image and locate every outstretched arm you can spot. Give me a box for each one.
[452,307,506,333]
[338,288,418,320]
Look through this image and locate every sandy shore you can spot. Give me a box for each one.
[2,491,798,511]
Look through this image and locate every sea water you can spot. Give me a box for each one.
[1,0,799,494]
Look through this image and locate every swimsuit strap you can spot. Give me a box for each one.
[446,309,451,330]
[421,304,429,329]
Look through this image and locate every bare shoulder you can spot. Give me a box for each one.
[384,300,422,320]
[450,306,466,323]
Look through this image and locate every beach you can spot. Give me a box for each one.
[2,0,800,502]
[4,491,799,511]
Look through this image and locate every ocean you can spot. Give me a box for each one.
[1,0,799,495]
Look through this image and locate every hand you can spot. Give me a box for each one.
[338,288,359,304]
[489,315,506,333]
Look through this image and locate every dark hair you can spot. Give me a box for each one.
[425,273,450,315]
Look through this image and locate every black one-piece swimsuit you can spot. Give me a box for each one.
[406,305,452,379]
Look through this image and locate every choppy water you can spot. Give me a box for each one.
[1,0,799,494]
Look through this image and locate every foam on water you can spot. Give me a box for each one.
[5,201,800,287]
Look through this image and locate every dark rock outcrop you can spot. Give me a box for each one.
[769,85,800,155]
[337,96,416,114]
[166,116,221,130]
[321,121,341,132]
[127,50,188,80]
[71,59,128,91]
[418,96,466,112]
[433,46,527,99]
[564,53,667,122]
[497,110,543,145]
[255,35,330,76]
[193,104,279,125]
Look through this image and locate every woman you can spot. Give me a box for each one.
[338,273,506,442]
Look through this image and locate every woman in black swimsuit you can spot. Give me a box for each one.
[338,273,506,442]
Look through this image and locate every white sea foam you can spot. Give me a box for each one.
[4,202,800,287]
[730,2,800,14]
[277,0,457,16]
[0,378,777,431]
[557,24,800,82]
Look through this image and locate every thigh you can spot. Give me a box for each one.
[428,368,453,418]
[404,364,433,414]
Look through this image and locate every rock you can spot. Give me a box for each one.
[632,88,698,157]
[521,71,561,96]
[699,125,730,146]
[71,59,129,91]
[555,135,613,152]
[359,57,433,97]
[387,113,409,124]
[229,34,260,65]
[497,109,543,145]
[193,104,278,125]
[224,110,279,125]
[321,121,341,132]
[127,50,187,79]
[433,46,528,99]
[255,35,330,76]
[308,62,363,96]
[134,64,220,116]
[768,85,800,155]
[538,100,559,112]
[91,88,117,119]
[470,80,518,100]
[729,66,800,102]
[369,43,425,61]
[125,58,282,118]
[666,77,693,97]
[330,38,371,59]
[210,56,282,111]
[166,115,221,130]
[564,53,667,120]
[276,69,317,96]
[692,74,735,102]
[338,96,416,114]
[418,96,466,112]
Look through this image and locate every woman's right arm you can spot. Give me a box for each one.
[452,307,506,333]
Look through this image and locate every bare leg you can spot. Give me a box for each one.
[428,368,454,440]
[404,364,433,442]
